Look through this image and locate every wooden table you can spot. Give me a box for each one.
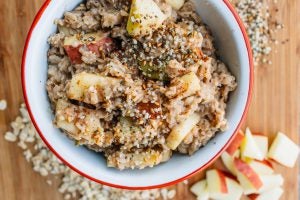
[0,0,299,199]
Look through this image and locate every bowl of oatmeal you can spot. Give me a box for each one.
[22,0,253,189]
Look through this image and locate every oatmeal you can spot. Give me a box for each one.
[46,0,237,170]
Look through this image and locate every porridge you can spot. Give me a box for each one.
[46,0,237,170]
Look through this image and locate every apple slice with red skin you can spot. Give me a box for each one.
[226,130,244,156]
[206,169,228,195]
[248,187,283,200]
[234,158,263,191]
[63,32,115,64]
[249,160,274,175]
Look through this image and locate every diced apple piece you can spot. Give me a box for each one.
[244,174,284,195]
[206,169,228,195]
[234,158,263,192]
[190,180,209,200]
[240,128,264,161]
[221,150,239,176]
[268,132,300,168]
[165,0,185,10]
[127,0,166,37]
[253,135,268,159]
[249,160,274,175]
[67,72,121,105]
[248,187,283,200]
[166,112,200,150]
[226,130,244,155]
[63,32,114,64]
[55,99,106,145]
[179,72,201,97]
[210,177,243,200]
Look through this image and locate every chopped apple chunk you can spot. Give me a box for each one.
[55,100,111,146]
[226,130,244,155]
[268,132,299,168]
[206,169,228,194]
[63,32,114,64]
[234,158,263,192]
[211,177,243,200]
[241,128,264,161]
[221,150,239,176]
[165,0,185,10]
[67,72,121,105]
[243,174,284,195]
[249,160,274,175]
[166,112,200,150]
[127,0,166,37]
[253,135,268,159]
[248,187,283,200]
[190,180,209,199]
[166,72,201,99]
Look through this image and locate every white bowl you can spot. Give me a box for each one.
[22,0,253,189]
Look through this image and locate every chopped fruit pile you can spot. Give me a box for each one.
[190,128,299,200]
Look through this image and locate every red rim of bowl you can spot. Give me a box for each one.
[21,0,254,190]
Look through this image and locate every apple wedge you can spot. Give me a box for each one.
[221,150,240,176]
[210,177,243,200]
[166,112,200,150]
[226,130,244,155]
[248,187,283,200]
[234,158,263,192]
[244,174,284,195]
[165,0,185,10]
[63,32,114,64]
[67,72,121,105]
[190,180,209,200]
[240,128,264,161]
[253,135,268,159]
[178,72,201,98]
[268,132,300,168]
[249,160,274,175]
[127,0,166,37]
[206,169,228,195]
[55,100,105,143]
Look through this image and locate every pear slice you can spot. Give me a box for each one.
[127,0,166,37]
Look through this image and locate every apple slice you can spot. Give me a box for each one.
[240,128,264,161]
[127,0,166,37]
[166,112,200,150]
[249,160,274,175]
[190,180,209,200]
[226,130,244,155]
[268,132,300,168]
[221,150,240,176]
[210,177,243,200]
[165,0,185,10]
[67,72,121,105]
[206,169,228,195]
[166,72,201,99]
[234,158,263,192]
[244,174,284,195]
[248,187,283,200]
[253,135,268,159]
[178,72,201,98]
[63,32,114,64]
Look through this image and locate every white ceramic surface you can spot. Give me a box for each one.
[22,0,252,189]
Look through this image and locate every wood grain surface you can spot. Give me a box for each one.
[0,0,299,199]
